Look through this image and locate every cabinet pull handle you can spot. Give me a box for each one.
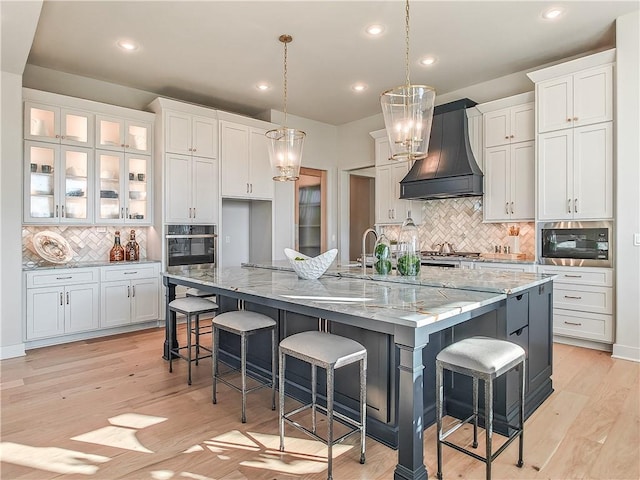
[127,286,131,298]
[126,207,129,219]
[574,198,578,213]
[66,292,69,305]
[250,183,253,193]
[564,321,582,326]
[564,274,583,278]
[121,207,124,218]
[60,292,63,305]
[505,202,509,214]
[61,205,65,217]
[510,202,514,214]
[56,276,72,280]
[193,207,196,218]
[132,285,136,297]
[567,199,571,213]
[564,295,582,300]
[189,207,192,218]
[123,271,137,275]
[56,205,59,217]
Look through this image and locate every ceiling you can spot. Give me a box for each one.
[22,1,640,125]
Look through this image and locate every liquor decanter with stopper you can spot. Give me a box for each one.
[125,229,140,261]
[109,230,125,262]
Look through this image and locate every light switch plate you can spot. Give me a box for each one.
[634,233,640,246]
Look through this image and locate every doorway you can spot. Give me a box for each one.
[295,167,326,257]
[349,173,375,261]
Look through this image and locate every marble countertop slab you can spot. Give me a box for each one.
[23,259,160,271]
[163,266,507,330]
[242,261,553,295]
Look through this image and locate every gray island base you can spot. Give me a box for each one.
[163,264,554,480]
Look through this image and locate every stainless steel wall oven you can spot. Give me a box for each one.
[540,221,612,267]
[165,224,216,270]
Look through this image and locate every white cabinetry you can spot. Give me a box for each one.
[536,65,613,133]
[483,103,534,148]
[148,98,219,225]
[165,110,217,158]
[25,268,100,340]
[96,115,152,155]
[477,93,535,223]
[538,122,613,220]
[100,263,160,328]
[220,120,273,200]
[484,141,534,221]
[528,50,615,222]
[371,130,422,225]
[24,101,94,147]
[473,262,535,273]
[537,265,614,344]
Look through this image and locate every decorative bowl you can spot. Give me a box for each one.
[284,248,338,280]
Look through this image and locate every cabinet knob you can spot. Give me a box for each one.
[55,134,60,138]
[567,118,572,122]
[573,117,578,121]
[192,148,196,152]
[510,135,514,138]
[505,136,509,139]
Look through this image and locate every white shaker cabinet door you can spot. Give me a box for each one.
[484,145,510,221]
[509,141,535,221]
[538,130,573,221]
[165,153,193,223]
[65,284,99,333]
[101,281,132,327]
[26,287,65,339]
[192,157,218,224]
[573,65,613,128]
[248,127,273,199]
[131,278,159,323]
[220,121,250,197]
[165,111,193,155]
[192,115,218,159]
[537,76,573,133]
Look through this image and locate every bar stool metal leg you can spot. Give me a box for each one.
[194,314,200,365]
[279,350,286,452]
[271,327,277,410]
[212,324,219,404]
[311,364,317,434]
[326,366,334,480]
[472,376,479,448]
[485,377,493,480]
[186,313,193,385]
[359,355,367,464]
[436,362,444,480]
[518,362,525,468]
[241,331,247,423]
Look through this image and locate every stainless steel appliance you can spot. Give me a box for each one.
[540,221,612,267]
[166,224,216,270]
[420,251,481,268]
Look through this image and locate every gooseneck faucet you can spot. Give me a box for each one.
[362,228,378,271]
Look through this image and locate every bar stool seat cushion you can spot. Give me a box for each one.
[213,310,275,333]
[437,336,525,377]
[280,331,366,368]
[186,288,217,299]
[169,297,219,315]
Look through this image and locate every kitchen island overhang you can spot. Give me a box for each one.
[162,264,553,480]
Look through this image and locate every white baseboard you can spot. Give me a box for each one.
[553,335,613,352]
[612,343,640,363]
[0,343,26,360]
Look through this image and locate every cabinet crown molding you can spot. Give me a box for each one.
[527,48,616,83]
[476,92,534,113]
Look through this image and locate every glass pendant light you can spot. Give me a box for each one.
[266,34,306,181]
[380,0,436,161]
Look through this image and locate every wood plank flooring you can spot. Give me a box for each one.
[1,326,639,479]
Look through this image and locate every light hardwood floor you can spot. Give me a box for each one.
[1,326,639,479]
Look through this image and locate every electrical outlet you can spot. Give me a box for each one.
[634,233,640,246]
[96,226,106,233]
[225,235,231,244]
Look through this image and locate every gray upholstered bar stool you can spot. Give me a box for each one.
[211,310,277,423]
[168,297,219,385]
[436,336,526,480]
[279,331,367,480]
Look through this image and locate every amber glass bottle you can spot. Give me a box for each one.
[109,230,125,262]
[125,229,140,261]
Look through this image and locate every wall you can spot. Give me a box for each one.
[613,10,640,362]
[380,198,535,257]
[22,226,148,267]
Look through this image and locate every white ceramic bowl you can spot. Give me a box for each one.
[284,248,338,280]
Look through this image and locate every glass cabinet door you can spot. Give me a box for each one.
[25,102,93,147]
[96,150,124,223]
[60,146,93,223]
[96,115,151,155]
[126,154,150,222]
[24,142,59,223]
[125,120,152,155]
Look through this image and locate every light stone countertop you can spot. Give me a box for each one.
[22,259,160,271]
[163,264,552,331]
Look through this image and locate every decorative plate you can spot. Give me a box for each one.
[32,231,74,264]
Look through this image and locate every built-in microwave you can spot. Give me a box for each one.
[165,224,216,270]
[540,221,612,268]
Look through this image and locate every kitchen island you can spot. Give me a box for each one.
[162,264,553,480]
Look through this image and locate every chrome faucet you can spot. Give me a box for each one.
[362,228,378,270]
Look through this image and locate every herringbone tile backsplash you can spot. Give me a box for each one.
[381,198,535,256]
[23,226,149,267]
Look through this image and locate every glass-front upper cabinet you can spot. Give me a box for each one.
[24,102,94,147]
[24,141,93,224]
[96,150,150,224]
[96,115,152,155]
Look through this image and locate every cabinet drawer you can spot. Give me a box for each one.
[101,263,160,281]
[554,284,612,314]
[507,292,529,332]
[554,309,613,343]
[26,268,99,287]
[537,266,612,287]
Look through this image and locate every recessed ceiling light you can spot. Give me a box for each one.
[366,24,385,36]
[542,7,565,20]
[117,40,138,51]
[351,83,368,92]
[256,83,271,91]
[420,56,437,66]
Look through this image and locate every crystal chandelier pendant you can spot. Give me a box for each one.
[266,34,306,181]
